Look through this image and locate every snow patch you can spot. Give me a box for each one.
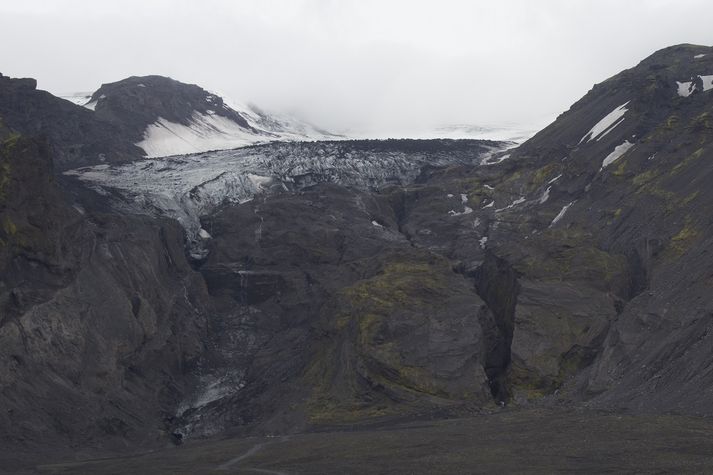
[700,75,713,92]
[678,81,695,97]
[136,112,273,158]
[482,201,494,209]
[579,102,630,144]
[371,220,383,228]
[547,174,562,185]
[550,201,575,227]
[495,197,525,213]
[482,153,510,165]
[695,54,707,59]
[479,236,488,249]
[198,228,212,239]
[601,140,634,169]
[677,75,713,97]
[448,194,473,216]
[539,186,552,204]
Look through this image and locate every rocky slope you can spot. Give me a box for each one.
[160,42,713,433]
[0,74,143,169]
[0,123,210,459]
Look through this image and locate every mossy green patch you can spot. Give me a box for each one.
[517,227,627,291]
[671,147,704,175]
[531,164,559,186]
[668,218,700,256]
[2,217,17,236]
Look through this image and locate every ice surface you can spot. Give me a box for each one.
[66,142,494,254]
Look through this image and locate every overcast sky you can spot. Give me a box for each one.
[1,0,712,133]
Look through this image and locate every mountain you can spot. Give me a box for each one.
[85,75,341,157]
[3,43,713,471]
[0,73,143,169]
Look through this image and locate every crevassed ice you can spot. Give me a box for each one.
[579,101,630,144]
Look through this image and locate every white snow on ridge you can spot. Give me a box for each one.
[601,140,634,169]
[136,112,275,158]
[695,54,707,59]
[579,101,630,144]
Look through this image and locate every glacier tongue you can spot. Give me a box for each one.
[65,140,506,258]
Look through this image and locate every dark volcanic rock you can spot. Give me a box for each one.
[0,73,143,169]
[0,131,209,454]
[174,184,493,437]
[89,75,257,143]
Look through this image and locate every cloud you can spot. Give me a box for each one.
[1,0,712,133]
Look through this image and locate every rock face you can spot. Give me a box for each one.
[175,185,494,437]
[0,128,209,453]
[0,73,143,169]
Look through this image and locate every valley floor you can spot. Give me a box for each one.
[20,407,713,474]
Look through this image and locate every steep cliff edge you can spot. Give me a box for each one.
[0,128,209,459]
